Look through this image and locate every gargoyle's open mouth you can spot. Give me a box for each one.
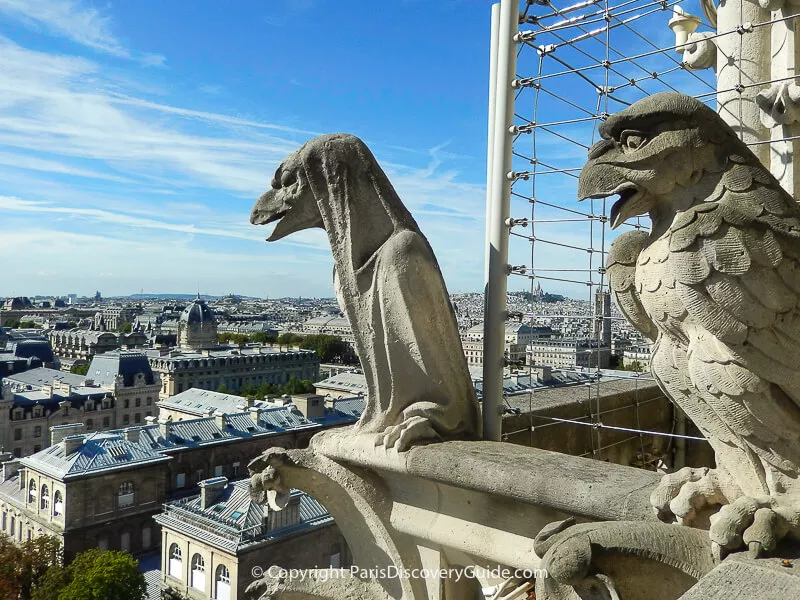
[259,209,287,226]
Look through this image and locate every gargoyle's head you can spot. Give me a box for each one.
[578,92,735,228]
[250,145,323,241]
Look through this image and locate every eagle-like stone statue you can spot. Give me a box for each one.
[579,92,800,558]
[250,134,480,452]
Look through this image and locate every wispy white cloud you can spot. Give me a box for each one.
[0,0,165,65]
[0,32,491,296]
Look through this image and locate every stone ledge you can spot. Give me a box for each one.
[679,542,800,599]
[312,429,661,523]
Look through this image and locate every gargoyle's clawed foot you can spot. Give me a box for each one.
[708,497,799,560]
[650,467,730,525]
[375,416,440,452]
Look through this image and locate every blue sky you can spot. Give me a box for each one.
[0,0,714,299]
[0,0,493,298]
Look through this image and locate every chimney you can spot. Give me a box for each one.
[158,418,171,438]
[123,427,140,443]
[535,366,553,384]
[1,458,20,482]
[50,423,86,446]
[248,406,261,425]
[62,434,86,455]
[145,415,157,426]
[58,400,70,417]
[246,397,255,408]
[291,394,324,419]
[214,411,226,429]
[198,477,228,510]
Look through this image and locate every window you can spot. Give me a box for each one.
[120,531,130,553]
[13,449,21,458]
[196,469,204,483]
[142,527,151,549]
[33,426,41,438]
[191,554,205,591]
[176,473,186,489]
[33,445,41,454]
[214,465,223,477]
[232,462,240,477]
[134,413,141,424]
[123,415,130,425]
[124,399,130,409]
[103,417,110,428]
[86,419,93,430]
[53,491,63,517]
[2,512,6,531]
[40,485,49,511]
[168,544,182,579]
[9,517,15,536]
[215,565,230,600]
[28,480,37,504]
[146,397,152,406]
[118,482,134,507]
[135,398,141,407]
[14,429,22,441]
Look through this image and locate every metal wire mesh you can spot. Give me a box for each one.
[503,0,728,459]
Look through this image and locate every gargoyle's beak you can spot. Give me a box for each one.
[578,152,647,229]
[250,189,288,241]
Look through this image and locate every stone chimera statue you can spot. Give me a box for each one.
[579,92,800,559]
[250,133,480,451]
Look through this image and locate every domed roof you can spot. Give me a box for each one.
[180,296,216,325]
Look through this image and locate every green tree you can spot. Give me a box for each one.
[282,376,314,395]
[18,321,37,329]
[117,322,133,334]
[0,533,23,600]
[216,383,230,394]
[0,534,64,600]
[53,549,145,600]
[299,334,349,363]
[3,318,20,329]
[69,363,89,376]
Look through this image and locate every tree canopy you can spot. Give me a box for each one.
[0,536,146,600]
[52,549,145,600]
[69,363,89,376]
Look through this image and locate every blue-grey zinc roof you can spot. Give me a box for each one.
[22,430,172,479]
[20,400,363,480]
[155,482,331,553]
[4,368,88,389]
[157,388,260,417]
[88,350,156,387]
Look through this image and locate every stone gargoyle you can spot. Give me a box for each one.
[250,133,480,451]
[577,91,800,559]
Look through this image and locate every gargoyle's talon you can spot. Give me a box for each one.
[749,541,763,558]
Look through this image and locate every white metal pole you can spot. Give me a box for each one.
[483,0,518,442]
[484,3,501,284]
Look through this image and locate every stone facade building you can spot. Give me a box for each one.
[47,329,148,362]
[148,348,320,400]
[0,351,161,455]
[527,337,611,370]
[156,480,348,600]
[0,397,362,557]
[178,297,218,351]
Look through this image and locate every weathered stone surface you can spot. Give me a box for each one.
[578,91,800,558]
[678,541,800,599]
[534,519,715,600]
[250,134,479,451]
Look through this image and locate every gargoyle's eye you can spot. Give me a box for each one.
[620,131,647,151]
[280,170,296,188]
